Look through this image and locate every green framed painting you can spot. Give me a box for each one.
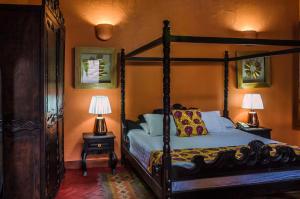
[236,52,271,89]
[75,47,117,89]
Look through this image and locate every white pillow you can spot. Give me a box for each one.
[221,117,235,128]
[140,123,150,133]
[201,111,225,133]
[143,114,177,136]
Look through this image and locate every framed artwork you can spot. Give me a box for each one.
[236,52,271,89]
[75,47,117,89]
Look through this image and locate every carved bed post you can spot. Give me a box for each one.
[223,51,229,118]
[162,20,172,199]
[120,48,126,165]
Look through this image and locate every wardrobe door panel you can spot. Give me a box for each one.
[4,130,40,199]
[46,126,58,198]
[0,7,42,121]
[0,6,42,199]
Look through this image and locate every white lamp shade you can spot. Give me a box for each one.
[242,94,264,110]
[89,96,112,115]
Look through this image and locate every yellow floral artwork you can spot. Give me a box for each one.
[236,52,271,89]
[244,59,262,79]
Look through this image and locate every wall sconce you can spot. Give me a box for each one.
[242,30,257,39]
[95,24,113,41]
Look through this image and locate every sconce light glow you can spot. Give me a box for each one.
[76,0,135,26]
[234,23,260,32]
[95,24,113,41]
[239,24,256,32]
[81,7,125,26]
[242,30,257,38]
[232,6,265,32]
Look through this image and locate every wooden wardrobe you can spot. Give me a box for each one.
[0,0,65,198]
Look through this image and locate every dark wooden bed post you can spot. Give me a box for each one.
[223,51,229,118]
[120,48,126,164]
[162,20,172,199]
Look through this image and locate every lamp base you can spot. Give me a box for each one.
[94,115,108,136]
[94,131,107,136]
[248,111,259,128]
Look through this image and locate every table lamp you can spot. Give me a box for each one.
[242,94,264,127]
[89,96,112,135]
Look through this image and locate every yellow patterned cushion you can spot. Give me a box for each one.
[172,109,208,137]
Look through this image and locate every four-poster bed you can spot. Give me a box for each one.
[120,20,300,199]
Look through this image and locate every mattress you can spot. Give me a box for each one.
[127,128,279,169]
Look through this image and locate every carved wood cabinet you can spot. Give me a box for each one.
[0,1,65,198]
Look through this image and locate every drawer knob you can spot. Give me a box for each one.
[97,144,102,148]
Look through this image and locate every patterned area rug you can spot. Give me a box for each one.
[55,168,300,199]
[98,171,155,199]
[98,171,300,199]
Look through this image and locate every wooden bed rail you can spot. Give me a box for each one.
[170,35,300,46]
[125,47,300,63]
[125,48,300,63]
[126,57,225,62]
[126,37,162,58]
[231,47,300,61]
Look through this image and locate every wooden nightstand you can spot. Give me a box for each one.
[81,132,118,176]
[237,127,272,139]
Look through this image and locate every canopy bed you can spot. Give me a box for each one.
[120,20,300,199]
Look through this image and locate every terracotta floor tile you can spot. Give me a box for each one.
[56,168,114,199]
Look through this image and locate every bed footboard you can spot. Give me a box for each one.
[151,140,300,181]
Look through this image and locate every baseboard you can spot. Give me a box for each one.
[65,157,120,169]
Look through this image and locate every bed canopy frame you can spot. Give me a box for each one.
[120,20,300,199]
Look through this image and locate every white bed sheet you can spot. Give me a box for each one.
[127,128,279,169]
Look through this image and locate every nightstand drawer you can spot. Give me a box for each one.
[87,138,113,147]
[88,142,113,150]
[247,131,271,139]
[237,127,272,139]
